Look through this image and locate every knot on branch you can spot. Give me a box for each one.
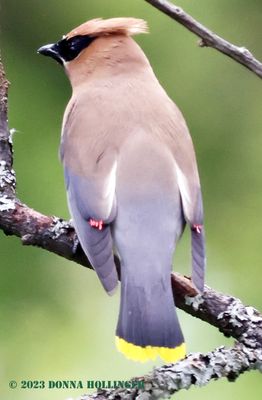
[198,38,209,48]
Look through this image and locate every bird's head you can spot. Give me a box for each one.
[38,18,148,76]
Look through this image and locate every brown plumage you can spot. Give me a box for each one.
[66,17,148,39]
[38,17,206,363]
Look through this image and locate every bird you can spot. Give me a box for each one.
[38,17,205,363]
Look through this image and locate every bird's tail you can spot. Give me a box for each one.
[115,272,186,363]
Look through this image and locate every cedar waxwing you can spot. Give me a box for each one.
[38,18,206,363]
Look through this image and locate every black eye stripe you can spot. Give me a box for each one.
[57,35,95,62]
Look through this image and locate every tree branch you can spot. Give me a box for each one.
[171,275,262,349]
[0,25,262,399]
[145,0,262,79]
[81,343,262,399]
[0,58,15,199]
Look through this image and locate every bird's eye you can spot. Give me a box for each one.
[58,35,95,62]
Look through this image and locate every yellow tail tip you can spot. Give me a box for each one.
[115,336,186,363]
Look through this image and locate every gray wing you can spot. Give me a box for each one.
[64,162,118,295]
[175,153,206,293]
[61,94,120,294]
[167,102,206,293]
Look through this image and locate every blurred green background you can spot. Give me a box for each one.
[1,0,262,399]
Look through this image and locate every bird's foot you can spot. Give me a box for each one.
[89,218,104,230]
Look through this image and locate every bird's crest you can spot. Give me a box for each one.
[66,18,148,39]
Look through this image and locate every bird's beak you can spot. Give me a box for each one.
[37,43,63,64]
[38,43,57,56]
